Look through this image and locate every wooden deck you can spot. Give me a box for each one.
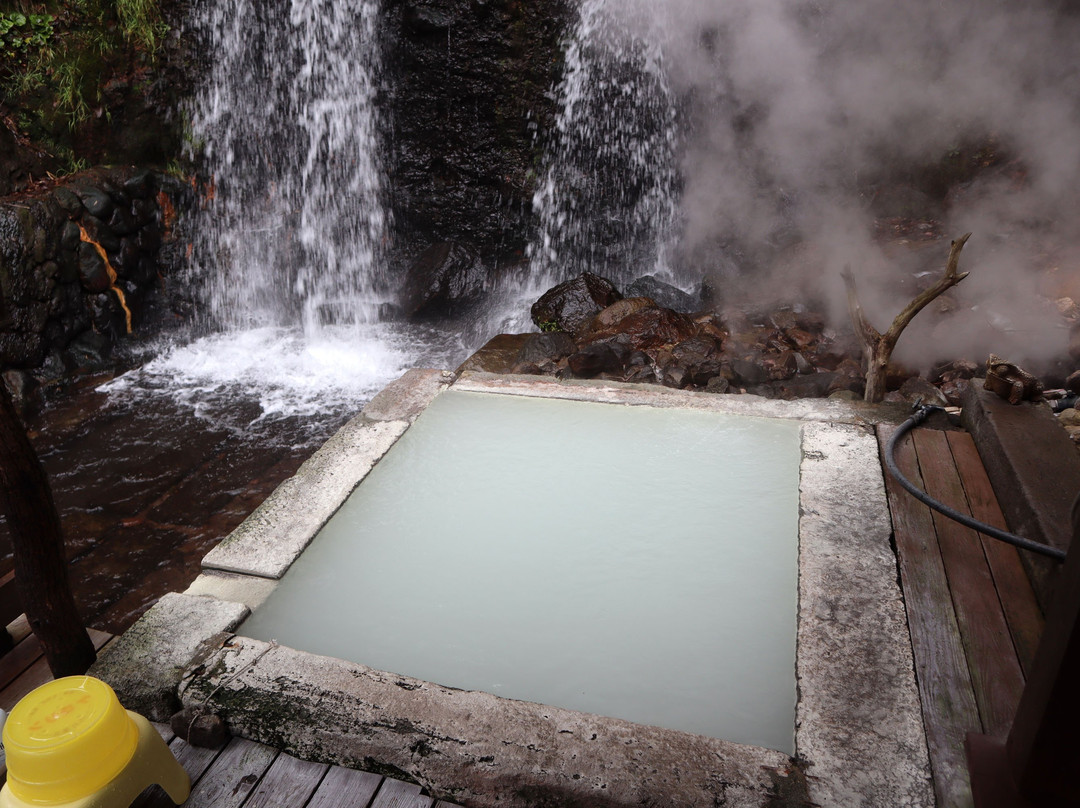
[0,627,462,808]
[879,424,1045,808]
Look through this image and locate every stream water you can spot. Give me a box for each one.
[1,0,687,634]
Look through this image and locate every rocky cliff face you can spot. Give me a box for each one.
[384,0,572,265]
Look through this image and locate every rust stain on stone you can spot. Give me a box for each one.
[78,222,132,333]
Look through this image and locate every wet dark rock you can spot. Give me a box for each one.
[765,350,799,381]
[670,336,725,386]
[87,293,122,337]
[660,365,688,388]
[81,214,121,253]
[605,307,697,351]
[531,272,623,334]
[77,243,113,293]
[65,330,112,370]
[705,375,731,394]
[122,169,155,198]
[516,332,577,365]
[624,275,698,312]
[567,340,630,378]
[730,358,769,386]
[401,241,488,319]
[76,186,114,219]
[775,372,841,399]
[581,296,657,339]
[107,204,138,237]
[1065,370,1080,395]
[2,368,37,411]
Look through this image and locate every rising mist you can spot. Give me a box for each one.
[612,0,1080,370]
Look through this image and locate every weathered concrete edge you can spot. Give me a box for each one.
[178,639,793,808]
[361,368,454,422]
[184,571,278,611]
[453,371,911,425]
[90,592,249,721]
[796,423,934,807]
[201,417,409,578]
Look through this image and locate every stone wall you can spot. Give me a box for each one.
[0,166,188,396]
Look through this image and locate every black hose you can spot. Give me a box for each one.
[884,405,1067,562]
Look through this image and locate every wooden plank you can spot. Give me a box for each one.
[0,633,43,693]
[913,428,1026,737]
[243,752,330,808]
[129,735,225,808]
[371,778,433,808]
[306,767,383,808]
[183,737,278,808]
[0,570,22,628]
[946,431,1045,676]
[877,424,979,808]
[0,629,111,710]
[152,721,177,745]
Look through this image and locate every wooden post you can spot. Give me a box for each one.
[966,495,1080,807]
[0,383,95,676]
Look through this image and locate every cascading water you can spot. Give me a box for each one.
[489,0,683,332]
[102,0,464,434]
[190,0,389,333]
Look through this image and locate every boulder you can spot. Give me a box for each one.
[567,339,630,378]
[516,332,578,365]
[670,336,725,387]
[401,241,489,319]
[531,272,622,334]
[603,306,696,351]
[581,296,656,339]
[624,275,698,312]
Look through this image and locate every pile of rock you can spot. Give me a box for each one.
[0,166,187,401]
[502,271,987,405]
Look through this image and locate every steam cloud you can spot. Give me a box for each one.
[613,0,1080,369]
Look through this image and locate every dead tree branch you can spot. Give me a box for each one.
[843,233,971,402]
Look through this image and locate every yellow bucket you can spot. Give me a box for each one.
[3,677,139,805]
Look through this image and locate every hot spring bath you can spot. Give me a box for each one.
[101,372,932,807]
[239,388,802,753]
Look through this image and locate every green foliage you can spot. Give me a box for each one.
[537,319,563,333]
[0,11,54,65]
[2,0,169,157]
[115,0,167,51]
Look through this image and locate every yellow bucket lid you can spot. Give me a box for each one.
[3,676,138,805]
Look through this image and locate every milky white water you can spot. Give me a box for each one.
[242,390,801,753]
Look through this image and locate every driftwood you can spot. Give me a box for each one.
[0,383,95,676]
[843,233,971,403]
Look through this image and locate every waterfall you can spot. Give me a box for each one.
[529,0,681,291]
[188,0,389,334]
[102,0,464,428]
[481,0,682,334]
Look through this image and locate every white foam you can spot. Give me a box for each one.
[101,324,466,441]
